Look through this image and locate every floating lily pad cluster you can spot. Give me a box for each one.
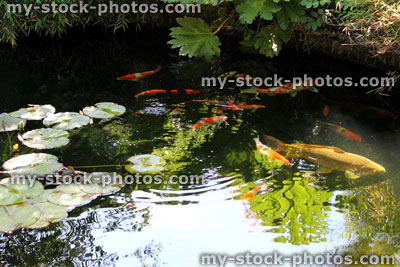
[125,154,167,174]
[0,174,122,232]
[0,101,167,232]
[1,102,125,150]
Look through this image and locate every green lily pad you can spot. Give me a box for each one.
[9,105,56,120]
[47,191,93,207]
[43,112,91,130]
[33,202,68,222]
[2,153,63,176]
[83,102,126,119]
[0,184,24,206]
[0,177,44,199]
[26,216,50,229]
[0,207,17,232]
[6,204,41,227]
[19,128,70,149]
[54,184,86,194]
[125,154,166,174]
[79,183,122,195]
[0,113,26,132]
[25,189,54,204]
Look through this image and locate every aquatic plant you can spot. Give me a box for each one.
[18,128,70,150]
[82,102,126,119]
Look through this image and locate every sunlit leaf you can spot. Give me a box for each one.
[168,17,221,59]
[43,112,91,130]
[0,113,26,132]
[2,153,63,176]
[82,102,126,119]
[19,128,70,149]
[9,105,55,120]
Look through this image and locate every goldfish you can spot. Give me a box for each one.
[217,103,264,113]
[318,121,362,142]
[237,104,265,110]
[323,105,330,117]
[170,107,182,115]
[241,81,317,97]
[184,89,200,95]
[191,116,228,129]
[242,186,261,200]
[254,137,290,166]
[135,89,166,98]
[262,135,385,179]
[117,66,161,81]
[170,90,179,94]
[216,102,240,113]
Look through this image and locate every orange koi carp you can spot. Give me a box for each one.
[318,121,362,142]
[323,104,330,117]
[191,116,228,129]
[135,89,166,98]
[254,137,290,166]
[117,66,161,81]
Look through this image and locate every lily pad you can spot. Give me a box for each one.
[43,112,91,130]
[9,105,55,120]
[25,189,54,204]
[0,113,26,132]
[83,102,126,119]
[0,184,24,206]
[19,128,70,149]
[54,184,86,194]
[33,202,69,222]
[0,207,17,232]
[26,216,50,229]
[79,183,122,195]
[47,192,93,207]
[2,153,63,176]
[0,177,44,199]
[125,154,166,174]
[6,204,41,227]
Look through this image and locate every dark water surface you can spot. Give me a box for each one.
[1,29,400,266]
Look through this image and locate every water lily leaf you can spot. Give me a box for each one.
[83,102,126,119]
[43,112,91,130]
[79,183,122,195]
[0,184,24,206]
[2,153,63,176]
[26,216,50,229]
[9,105,55,120]
[54,184,86,194]
[168,17,221,60]
[0,177,44,199]
[0,207,17,232]
[19,128,70,149]
[25,189,53,204]
[125,154,166,174]
[6,204,41,227]
[0,113,26,132]
[33,202,68,222]
[47,191,93,207]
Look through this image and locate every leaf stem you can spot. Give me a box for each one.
[212,16,231,35]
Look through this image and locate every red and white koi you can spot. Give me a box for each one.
[318,121,362,142]
[135,89,166,98]
[117,66,161,81]
[191,116,228,129]
[254,137,290,166]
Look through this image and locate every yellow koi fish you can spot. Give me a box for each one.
[262,135,386,179]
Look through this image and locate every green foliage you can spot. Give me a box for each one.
[168,17,222,60]
[234,0,281,24]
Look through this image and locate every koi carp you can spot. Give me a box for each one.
[262,135,385,179]
[135,89,166,98]
[241,81,317,97]
[318,121,362,142]
[117,66,161,81]
[254,137,290,166]
[191,116,228,129]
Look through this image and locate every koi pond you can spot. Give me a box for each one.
[1,31,400,266]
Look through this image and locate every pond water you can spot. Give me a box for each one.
[1,30,400,266]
